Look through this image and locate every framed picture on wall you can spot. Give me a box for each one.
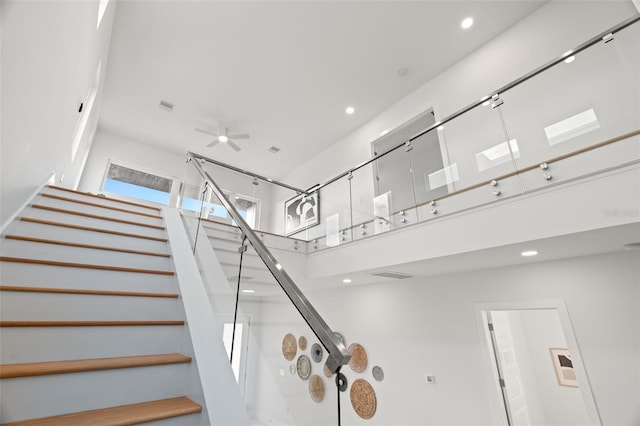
[550,348,579,387]
[284,191,319,236]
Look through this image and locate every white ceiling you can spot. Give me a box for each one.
[100,0,548,181]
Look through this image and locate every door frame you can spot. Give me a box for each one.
[474,299,602,425]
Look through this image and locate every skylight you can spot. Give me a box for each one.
[544,109,600,146]
[476,139,520,172]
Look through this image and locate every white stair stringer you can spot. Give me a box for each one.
[0,186,210,425]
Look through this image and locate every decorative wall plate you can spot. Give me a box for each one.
[372,365,384,381]
[282,333,297,361]
[297,355,311,380]
[308,375,325,402]
[348,343,368,373]
[324,364,334,378]
[350,379,377,419]
[311,343,323,363]
[298,336,308,351]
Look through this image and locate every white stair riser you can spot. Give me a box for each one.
[0,292,183,322]
[213,247,263,269]
[42,188,160,216]
[0,326,194,363]
[22,208,167,240]
[0,263,178,294]
[7,219,170,253]
[0,363,200,423]
[0,239,173,271]
[34,195,164,227]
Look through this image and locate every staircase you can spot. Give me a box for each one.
[0,186,208,425]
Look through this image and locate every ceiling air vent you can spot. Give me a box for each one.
[268,146,280,154]
[370,271,414,280]
[159,100,174,111]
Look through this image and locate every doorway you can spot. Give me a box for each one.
[478,301,601,426]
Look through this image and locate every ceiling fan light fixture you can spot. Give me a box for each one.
[218,135,229,143]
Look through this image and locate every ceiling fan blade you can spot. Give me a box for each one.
[206,140,220,148]
[195,128,219,137]
[227,140,242,152]
[228,133,250,139]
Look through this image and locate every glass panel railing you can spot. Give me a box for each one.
[185,191,345,424]
[185,17,639,254]
[498,20,640,193]
[188,149,351,380]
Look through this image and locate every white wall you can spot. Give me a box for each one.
[247,250,639,426]
[1,0,116,228]
[282,0,638,192]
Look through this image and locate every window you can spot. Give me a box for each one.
[180,181,260,228]
[97,0,110,29]
[102,162,175,205]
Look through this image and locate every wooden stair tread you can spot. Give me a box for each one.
[31,205,165,230]
[46,185,162,212]
[0,320,185,327]
[4,235,170,257]
[0,285,178,299]
[0,257,174,276]
[0,396,201,426]
[20,217,168,242]
[40,193,163,219]
[0,353,191,379]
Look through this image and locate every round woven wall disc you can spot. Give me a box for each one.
[298,336,308,351]
[297,355,311,380]
[308,375,325,402]
[348,343,368,373]
[324,364,334,378]
[336,372,348,392]
[311,343,323,363]
[350,379,377,419]
[282,333,297,361]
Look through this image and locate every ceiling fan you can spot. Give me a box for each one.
[195,127,250,152]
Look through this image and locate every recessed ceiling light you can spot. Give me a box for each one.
[461,17,474,29]
[564,56,575,64]
[241,289,255,294]
[342,278,352,284]
[346,106,355,115]
[521,250,538,257]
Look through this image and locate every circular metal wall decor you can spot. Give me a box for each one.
[336,372,348,392]
[282,333,297,361]
[350,379,377,420]
[324,364,334,378]
[348,343,368,373]
[308,375,325,402]
[311,343,323,363]
[298,336,308,351]
[297,355,311,380]
[372,365,384,382]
